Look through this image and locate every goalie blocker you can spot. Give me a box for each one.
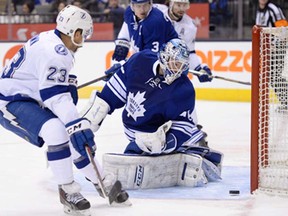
[102,148,223,189]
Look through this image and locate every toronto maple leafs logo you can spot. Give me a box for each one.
[126,91,146,121]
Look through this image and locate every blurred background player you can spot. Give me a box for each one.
[111,0,178,62]
[0,5,128,215]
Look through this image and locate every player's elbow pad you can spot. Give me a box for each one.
[112,39,130,62]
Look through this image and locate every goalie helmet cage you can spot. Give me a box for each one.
[251,25,288,196]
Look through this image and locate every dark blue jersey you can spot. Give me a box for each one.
[99,49,204,147]
[121,6,178,53]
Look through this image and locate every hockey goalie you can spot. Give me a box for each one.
[82,38,223,189]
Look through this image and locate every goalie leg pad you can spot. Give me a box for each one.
[102,153,205,189]
[103,153,180,189]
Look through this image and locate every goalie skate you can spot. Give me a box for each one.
[59,181,91,216]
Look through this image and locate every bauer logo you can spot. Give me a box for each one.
[134,165,144,187]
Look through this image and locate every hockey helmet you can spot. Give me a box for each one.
[56,5,93,47]
[159,38,189,85]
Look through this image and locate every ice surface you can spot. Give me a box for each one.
[0,100,287,216]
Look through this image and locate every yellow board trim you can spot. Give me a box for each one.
[78,86,251,102]
[195,88,251,102]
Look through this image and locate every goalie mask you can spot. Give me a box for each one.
[56,5,93,47]
[159,38,189,85]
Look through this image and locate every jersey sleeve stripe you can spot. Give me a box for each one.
[106,74,127,103]
[40,85,69,101]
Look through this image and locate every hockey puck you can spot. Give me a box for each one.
[229,190,240,195]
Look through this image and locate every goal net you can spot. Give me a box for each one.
[251,25,288,196]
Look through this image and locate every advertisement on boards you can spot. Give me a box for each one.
[0,41,251,101]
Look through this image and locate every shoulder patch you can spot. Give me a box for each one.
[54,44,68,55]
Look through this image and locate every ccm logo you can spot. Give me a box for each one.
[67,123,82,135]
[134,165,144,187]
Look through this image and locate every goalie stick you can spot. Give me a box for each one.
[85,146,124,205]
[189,70,251,86]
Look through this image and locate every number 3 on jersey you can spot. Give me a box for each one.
[151,41,159,52]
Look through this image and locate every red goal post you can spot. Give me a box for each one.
[251,25,288,196]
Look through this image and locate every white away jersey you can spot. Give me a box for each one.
[0,30,79,124]
[155,4,201,69]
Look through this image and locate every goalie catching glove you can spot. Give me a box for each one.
[135,121,173,154]
[80,90,110,132]
[66,118,96,157]
[112,39,130,62]
[194,64,213,82]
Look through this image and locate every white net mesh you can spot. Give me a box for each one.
[257,27,288,196]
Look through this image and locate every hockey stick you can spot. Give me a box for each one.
[85,146,108,198]
[85,146,125,205]
[77,63,124,89]
[77,74,109,90]
[189,70,251,86]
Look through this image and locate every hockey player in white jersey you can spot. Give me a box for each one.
[83,38,223,189]
[0,5,129,216]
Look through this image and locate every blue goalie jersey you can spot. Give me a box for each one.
[99,49,204,149]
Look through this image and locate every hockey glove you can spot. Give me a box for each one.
[135,121,172,154]
[66,118,96,157]
[68,74,78,105]
[80,90,110,132]
[104,63,122,81]
[112,39,130,62]
[195,64,213,82]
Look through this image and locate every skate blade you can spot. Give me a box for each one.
[110,199,132,207]
[63,205,91,216]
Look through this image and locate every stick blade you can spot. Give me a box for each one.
[108,180,131,206]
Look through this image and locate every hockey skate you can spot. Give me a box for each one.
[94,174,131,206]
[59,181,91,216]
